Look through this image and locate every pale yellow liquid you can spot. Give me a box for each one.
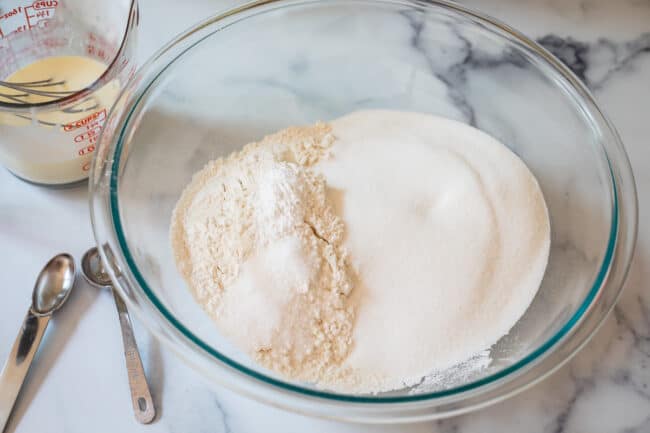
[0,56,120,184]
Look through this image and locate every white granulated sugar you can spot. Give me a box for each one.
[170,110,550,393]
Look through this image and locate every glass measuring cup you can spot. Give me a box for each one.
[0,0,138,186]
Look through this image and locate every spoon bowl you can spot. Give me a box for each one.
[31,254,76,316]
[81,247,112,289]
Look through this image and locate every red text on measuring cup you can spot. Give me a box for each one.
[63,108,107,158]
[0,1,59,38]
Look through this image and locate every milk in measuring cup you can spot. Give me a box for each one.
[0,56,120,184]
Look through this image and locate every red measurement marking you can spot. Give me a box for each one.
[127,65,136,81]
[32,0,58,10]
[85,31,115,62]
[0,6,23,20]
[24,0,57,30]
[78,144,96,156]
[0,5,27,38]
[65,109,108,159]
[74,126,101,143]
[42,36,66,48]
[64,109,107,132]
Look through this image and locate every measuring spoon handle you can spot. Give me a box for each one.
[0,310,50,433]
[112,289,156,424]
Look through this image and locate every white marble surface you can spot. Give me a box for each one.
[1,0,649,431]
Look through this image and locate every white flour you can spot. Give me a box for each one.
[171,124,356,384]
[171,110,550,393]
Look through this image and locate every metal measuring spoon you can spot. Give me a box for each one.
[0,253,75,433]
[81,247,155,424]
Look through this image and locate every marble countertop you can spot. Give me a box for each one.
[1,0,649,431]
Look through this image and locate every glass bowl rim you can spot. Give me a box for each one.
[93,0,635,408]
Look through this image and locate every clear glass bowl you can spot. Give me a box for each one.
[90,0,637,422]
